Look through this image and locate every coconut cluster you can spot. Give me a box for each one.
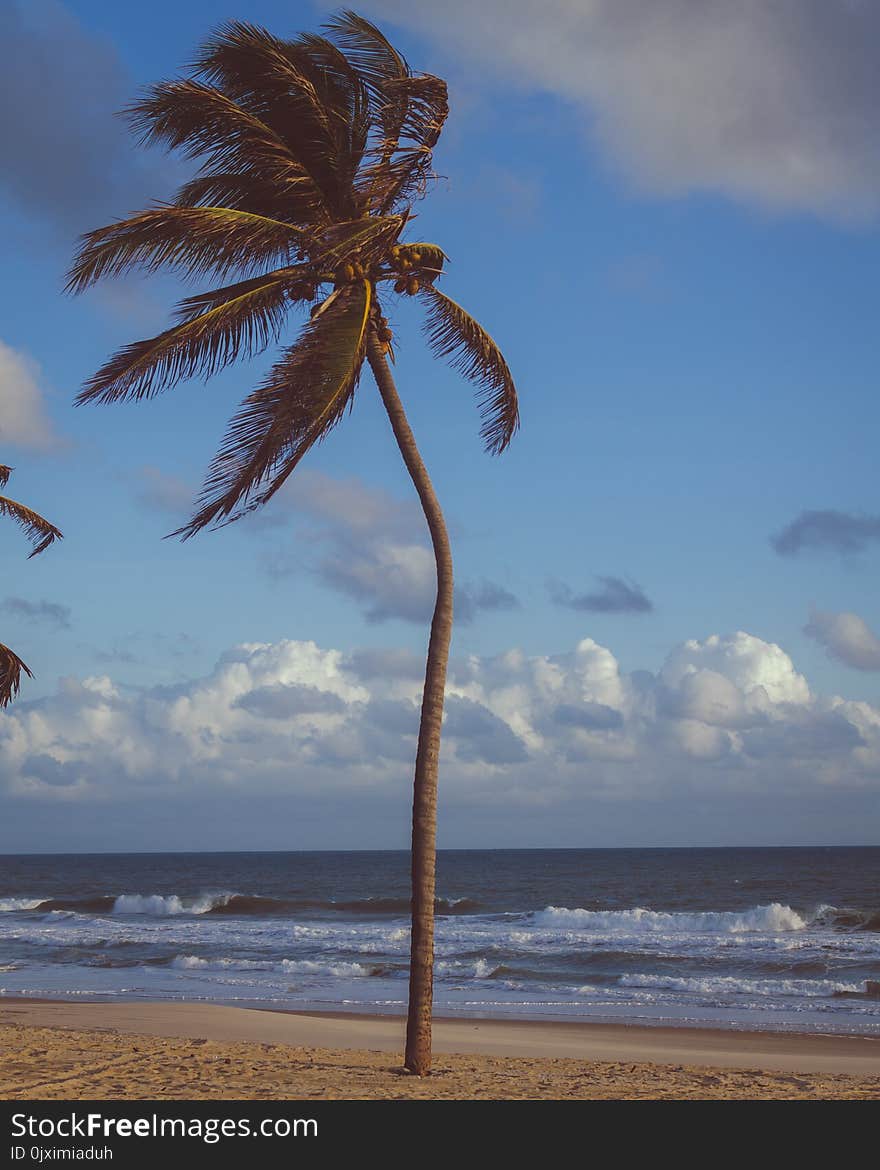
[334,259,368,285]
[390,244,434,295]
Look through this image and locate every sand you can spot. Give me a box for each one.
[1,1001,879,1100]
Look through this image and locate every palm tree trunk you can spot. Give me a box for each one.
[367,331,453,1076]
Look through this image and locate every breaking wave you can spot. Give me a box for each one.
[171,955,378,978]
[618,973,866,998]
[533,902,810,933]
[112,894,235,916]
[15,893,482,917]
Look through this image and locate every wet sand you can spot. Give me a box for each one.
[2,1000,878,1099]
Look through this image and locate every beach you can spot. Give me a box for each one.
[2,1001,879,1100]
[4,848,879,1099]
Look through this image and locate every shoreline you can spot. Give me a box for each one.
[3,1000,878,1098]
[3,998,879,1075]
[4,993,880,1044]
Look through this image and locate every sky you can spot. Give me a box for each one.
[1,0,880,851]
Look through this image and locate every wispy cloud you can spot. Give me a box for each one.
[134,466,195,518]
[550,576,653,614]
[771,510,880,558]
[267,470,519,626]
[804,607,880,672]
[2,596,71,629]
[0,0,175,235]
[362,0,880,219]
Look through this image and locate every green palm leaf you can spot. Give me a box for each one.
[77,268,304,406]
[193,22,370,213]
[67,205,309,292]
[419,285,520,454]
[323,11,409,103]
[173,172,319,225]
[176,279,373,538]
[0,642,32,709]
[0,492,64,558]
[127,79,329,219]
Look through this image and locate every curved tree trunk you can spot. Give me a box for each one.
[367,332,453,1076]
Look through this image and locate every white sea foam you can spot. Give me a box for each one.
[279,958,370,977]
[172,955,273,971]
[172,954,370,978]
[619,973,865,998]
[0,898,43,912]
[112,893,235,916]
[534,902,808,934]
[436,958,496,979]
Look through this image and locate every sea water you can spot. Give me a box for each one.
[1,847,878,1034]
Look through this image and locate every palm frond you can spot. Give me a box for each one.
[77,268,304,406]
[383,74,448,151]
[402,242,447,276]
[294,33,371,195]
[0,493,64,557]
[173,173,319,224]
[325,11,411,184]
[0,642,32,709]
[368,145,435,214]
[0,466,11,489]
[127,80,329,217]
[313,213,404,269]
[67,206,309,293]
[190,23,367,216]
[324,11,409,95]
[419,286,519,454]
[176,280,372,538]
[194,21,369,177]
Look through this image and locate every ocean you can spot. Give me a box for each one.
[1,847,878,1035]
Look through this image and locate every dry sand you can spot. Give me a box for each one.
[1,1000,879,1099]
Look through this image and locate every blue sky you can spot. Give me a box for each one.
[2,0,880,850]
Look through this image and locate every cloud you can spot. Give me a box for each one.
[2,597,71,630]
[269,470,519,625]
[660,630,811,706]
[551,576,653,614]
[443,696,529,764]
[804,608,880,671]
[0,340,61,452]
[553,701,623,731]
[235,683,346,719]
[460,581,520,619]
[134,466,194,517]
[345,647,426,682]
[0,0,172,234]
[363,0,880,218]
[2,628,878,851]
[771,510,880,558]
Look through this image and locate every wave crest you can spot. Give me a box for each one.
[171,954,376,977]
[534,902,809,934]
[112,894,235,916]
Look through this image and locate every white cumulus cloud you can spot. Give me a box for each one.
[0,339,61,452]
[1,628,877,852]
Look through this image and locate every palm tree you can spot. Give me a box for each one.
[0,465,63,707]
[67,11,518,1075]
